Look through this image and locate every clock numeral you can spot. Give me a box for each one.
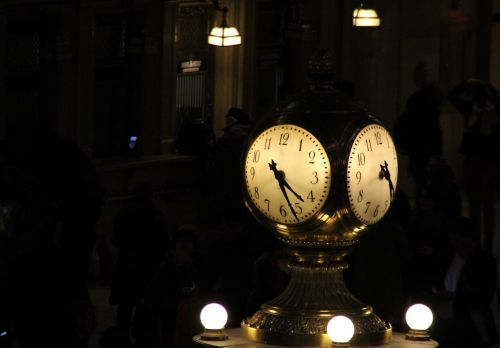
[384,200,389,211]
[280,205,287,217]
[264,137,271,150]
[253,150,260,163]
[294,203,303,214]
[250,167,255,180]
[311,171,319,184]
[357,152,365,166]
[299,139,303,151]
[373,205,380,217]
[375,131,382,145]
[364,201,371,214]
[366,139,373,152]
[264,199,270,211]
[307,190,315,202]
[279,133,289,145]
[357,190,364,203]
[254,187,260,199]
[308,151,316,164]
[356,171,362,184]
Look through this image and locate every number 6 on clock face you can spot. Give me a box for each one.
[347,124,398,225]
[244,124,331,225]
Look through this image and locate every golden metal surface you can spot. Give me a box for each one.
[240,79,398,346]
[200,329,229,341]
[241,250,391,346]
[405,329,430,341]
[241,99,385,249]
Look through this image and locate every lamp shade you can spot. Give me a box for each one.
[326,316,355,344]
[405,304,433,331]
[208,26,242,46]
[200,303,228,330]
[353,8,380,27]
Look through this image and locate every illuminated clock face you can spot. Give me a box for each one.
[347,124,398,225]
[244,124,331,225]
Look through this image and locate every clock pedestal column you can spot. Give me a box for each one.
[241,249,391,346]
[240,50,398,347]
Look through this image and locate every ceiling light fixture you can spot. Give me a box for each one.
[353,1,380,27]
[208,0,242,47]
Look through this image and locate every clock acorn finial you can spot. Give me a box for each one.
[307,48,335,88]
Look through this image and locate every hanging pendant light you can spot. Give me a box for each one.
[208,1,242,47]
[448,0,472,24]
[353,1,380,27]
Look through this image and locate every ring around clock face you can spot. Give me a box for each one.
[244,124,331,225]
[347,124,398,225]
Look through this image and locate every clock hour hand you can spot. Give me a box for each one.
[379,160,395,201]
[268,160,304,202]
[280,178,304,202]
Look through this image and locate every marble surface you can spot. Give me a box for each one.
[193,328,439,348]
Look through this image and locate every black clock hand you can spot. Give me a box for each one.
[269,160,301,222]
[379,160,395,200]
[269,160,304,202]
[280,178,304,202]
[279,181,300,222]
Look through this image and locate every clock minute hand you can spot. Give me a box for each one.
[279,181,300,222]
[269,160,301,222]
[379,160,395,200]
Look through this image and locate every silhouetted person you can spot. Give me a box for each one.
[448,79,500,254]
[211,107,253,226]
[406,185,451,302]
[394,62,444,192]
[175,112,215,159]
[346,188,413,331]
[204,209,275,328]
[425,156,462,218]
[133,225,201,348]
[430,216,498,348]
[109,182,168,346]
[0,164,37,348]
[246,240,290,317]
[1,127,104,348]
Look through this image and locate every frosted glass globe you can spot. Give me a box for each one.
[405,304,433,330]
[327,316,355,343]
[200,303,228,330]
[352,8,381,26]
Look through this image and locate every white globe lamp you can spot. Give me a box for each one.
[326,316,355,347]
[405,303,433,340]
[200,303,229,341]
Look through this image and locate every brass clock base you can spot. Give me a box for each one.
[242,307,391,346]
[241,255,392,346]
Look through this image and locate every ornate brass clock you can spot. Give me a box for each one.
[240,51,398,346]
